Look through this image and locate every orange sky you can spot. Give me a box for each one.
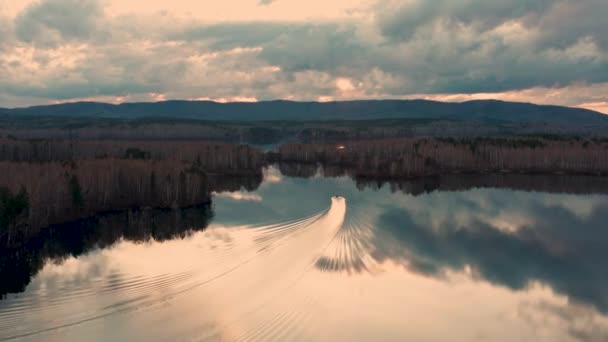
[0,0,607,113]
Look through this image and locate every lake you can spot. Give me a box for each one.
[1,167,608,341]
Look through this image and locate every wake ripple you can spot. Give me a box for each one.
[0,197,354,341]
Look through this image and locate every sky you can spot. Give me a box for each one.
[0,0,607,113]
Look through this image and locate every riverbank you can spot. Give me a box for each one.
[0,160,263,247]
[3,135,608,246]
[272,136,608,178]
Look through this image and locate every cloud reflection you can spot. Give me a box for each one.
[213,191,263,202]
[327,198,608,313]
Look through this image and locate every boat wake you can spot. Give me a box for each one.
[1,196,372,341]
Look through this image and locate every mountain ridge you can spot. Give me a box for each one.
[2,99,606,125]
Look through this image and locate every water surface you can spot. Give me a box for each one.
[2,168,608,341]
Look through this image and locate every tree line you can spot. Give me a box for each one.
[0,139,265,246]
[276,136,608,177]
[0,139,264,173]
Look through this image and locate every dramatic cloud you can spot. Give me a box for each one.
[373,0,608,93]
[14,0,102,47]
[0,0,607,112]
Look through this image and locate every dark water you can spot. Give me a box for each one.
[2,167,608,341]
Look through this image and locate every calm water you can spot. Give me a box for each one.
[2,167,608,341]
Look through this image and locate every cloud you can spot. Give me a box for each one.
[375,0,608,50]
[172,21,366,74]
[0,15,16,52]
[400,83,608,112]
[14,0,103,47]
[0,0,607,112]
[375,0,556,41]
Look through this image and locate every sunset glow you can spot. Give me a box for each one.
[0,0,606,112]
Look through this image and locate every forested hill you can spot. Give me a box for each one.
[3,99,607,125]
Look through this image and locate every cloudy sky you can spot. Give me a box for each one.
[0,0,607,113]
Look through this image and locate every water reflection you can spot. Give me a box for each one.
[301,171,608,314]
[1,166,608,341]
[281,162,608,195]
[373,203,608,311]
[0,205,213,298]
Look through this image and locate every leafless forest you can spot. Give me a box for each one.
[0,140,264,246]
[276,136,608,177]
[0,138,263,169]
[2,135,608,247]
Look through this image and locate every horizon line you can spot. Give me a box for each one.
[3,97,606,115]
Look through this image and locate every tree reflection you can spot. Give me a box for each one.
[0,171,264,299]
[278,162,608,195]
[0,205,213,298]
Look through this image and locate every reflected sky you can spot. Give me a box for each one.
[2,167,608,341]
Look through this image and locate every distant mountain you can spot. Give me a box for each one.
[2,99,607,125]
